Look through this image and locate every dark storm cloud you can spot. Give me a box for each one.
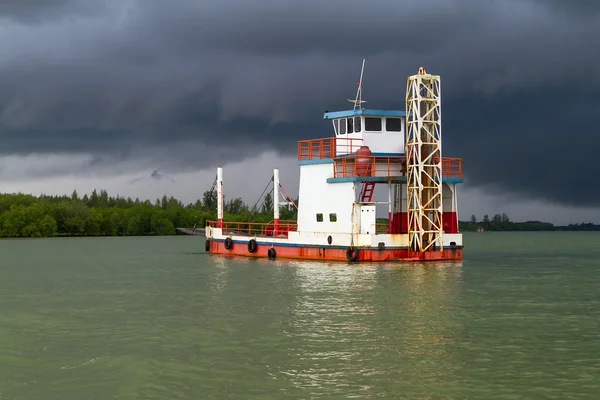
[533,0,600,16]
[0,0,109,22]
[1,0,599,207]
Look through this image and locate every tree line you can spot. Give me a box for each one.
[0,189,297,238]
[459,213,600,231]
[1,189,598,238]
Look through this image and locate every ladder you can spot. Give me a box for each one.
[360,182,376,202]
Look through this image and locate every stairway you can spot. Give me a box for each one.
[360,182,376,202]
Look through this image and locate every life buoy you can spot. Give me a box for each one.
[346,247,359,262]
[248,239,257,253]
[268,247,276,259]
[205,239,211,252]
[224,237,233,250]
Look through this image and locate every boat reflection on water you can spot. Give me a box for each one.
[263,259,465,397]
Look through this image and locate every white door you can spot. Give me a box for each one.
[360,205,376,234]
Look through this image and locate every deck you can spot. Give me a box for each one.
[298,137,463,182]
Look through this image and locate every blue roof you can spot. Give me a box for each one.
[323,109,406,120]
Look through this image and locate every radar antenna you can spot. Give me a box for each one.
[348,59,367,110]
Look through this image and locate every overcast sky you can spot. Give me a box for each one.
[1,0,599,224]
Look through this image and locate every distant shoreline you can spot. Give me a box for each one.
[2,191,599,239]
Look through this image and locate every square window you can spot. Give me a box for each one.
[329,213,337,222]
[316,213,323,222]
[386,118,402,132]
[365,117,382,132]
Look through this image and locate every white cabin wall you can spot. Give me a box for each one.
[362,117,405,154]
[333,116,405,156]
[297,163,356,233]
[442,183,455,211]
[363,132,404,154]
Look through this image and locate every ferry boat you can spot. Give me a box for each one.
[205,64,463,262]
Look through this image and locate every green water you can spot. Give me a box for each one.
[1,233,599,399]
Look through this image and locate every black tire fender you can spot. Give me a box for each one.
[346,247,359,262]
[268,247,276,259]
[248,239,257,253]
[224,237,233,250]
[205,239,211,252]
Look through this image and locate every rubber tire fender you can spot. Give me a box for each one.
[224,237,233,250]
[346,247,359,262]
[248,239,258,253]
[268,247,276,259]
[205,239,211,252]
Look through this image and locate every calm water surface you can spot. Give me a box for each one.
[1,233,599,399]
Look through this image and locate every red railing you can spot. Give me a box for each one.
[442,158,462,179]
[334,156,406,178]
[297,137,462,179]
[333,156,462,180]
[298,138,334,160]
[206,220,298,237]
[334,137,364,156]
[297,137,364,160]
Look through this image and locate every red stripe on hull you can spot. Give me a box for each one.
[208,240,462,262]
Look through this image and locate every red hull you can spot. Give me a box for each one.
[207,240,462,262]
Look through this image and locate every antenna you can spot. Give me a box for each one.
[348,59,367,110]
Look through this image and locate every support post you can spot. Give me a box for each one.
[217,167,223,228]
[273,168,280,236]
[388,182,392,234]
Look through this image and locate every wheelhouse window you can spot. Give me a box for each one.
[354,117,361,132]
[386,118,402,132]
[333,119,339,135]
[338,119,346,135]
[347,118,353,134]
[364,117,382,132]
[316,213,323,222]
[329,213,337,222]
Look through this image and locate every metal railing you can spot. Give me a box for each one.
[206,220,298,237]
[297,137,364,160]
[333,156,462,180]
[334,156,406,178]
[298,138,334,160]
[297,137,463,179]
[442,157,462,179]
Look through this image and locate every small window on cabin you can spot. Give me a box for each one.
[329,213,337,222]
[333,119,339,135]
[365,117,382,132]
[354,117,361,132]
[339,119,346,135]
[347,118,353,134]
[316,213,323,222]
[386,118,402,132]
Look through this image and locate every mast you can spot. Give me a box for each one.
[405,67,443,252]
[349,58,367,109]
[273,168,280,236]
[217,167,224,228]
